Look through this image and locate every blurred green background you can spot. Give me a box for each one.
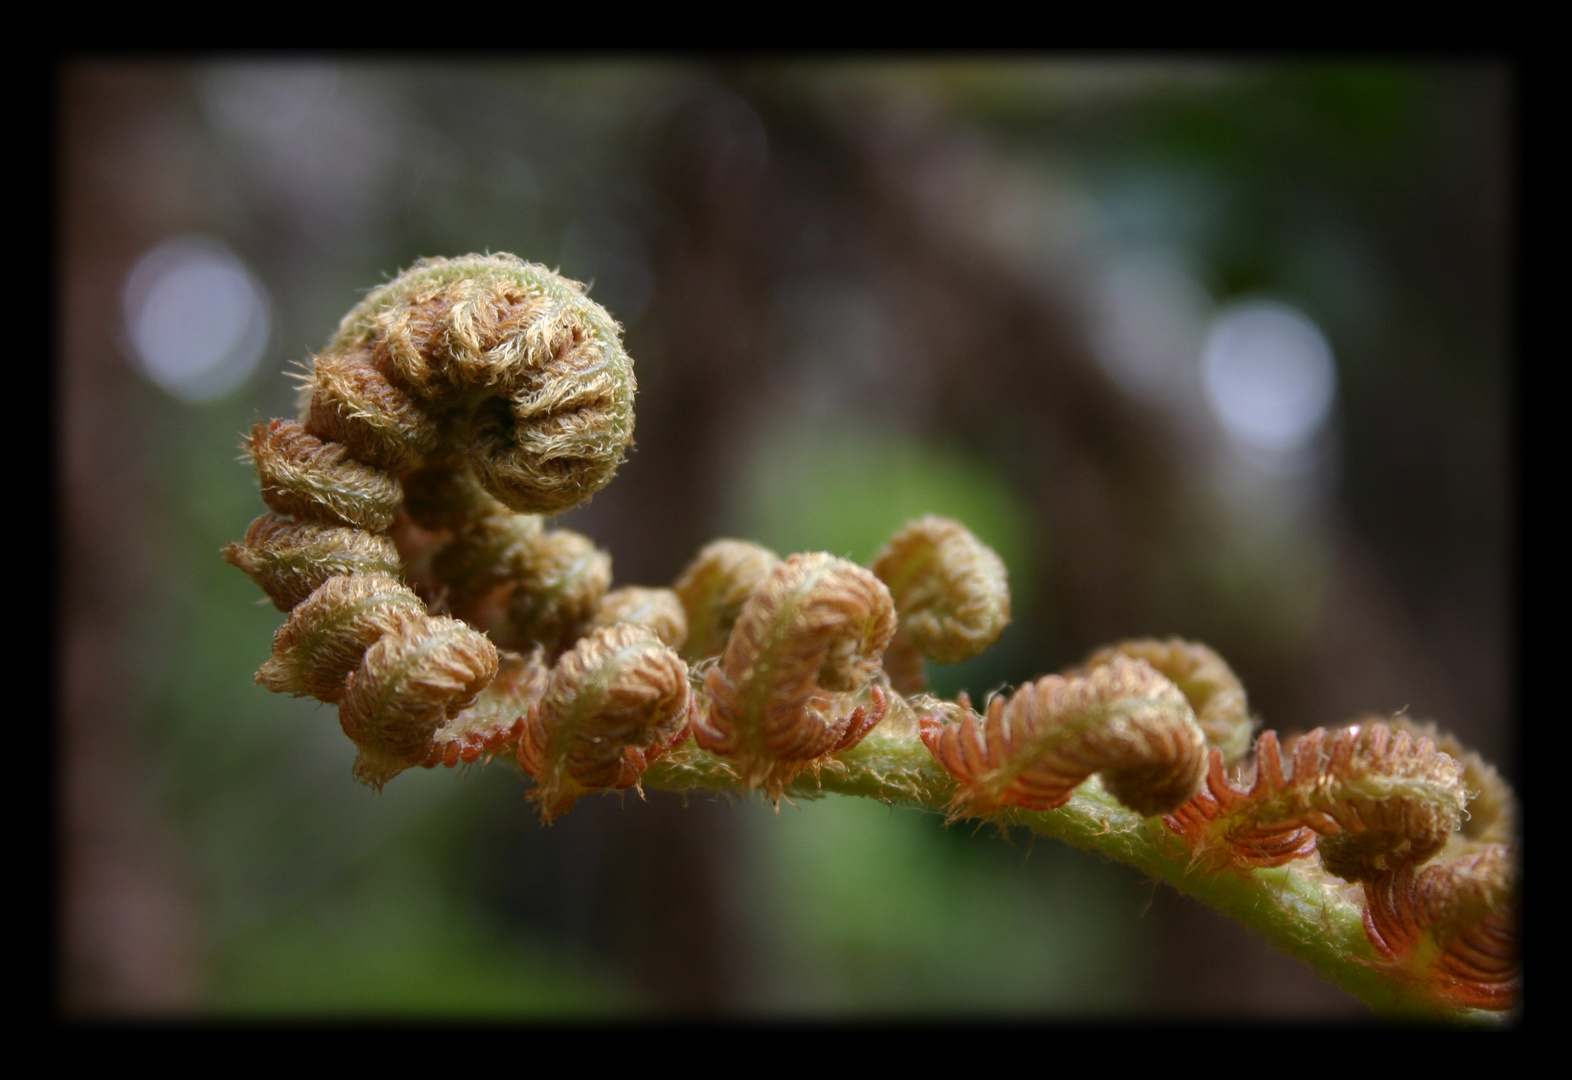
[58,59,1511,1018]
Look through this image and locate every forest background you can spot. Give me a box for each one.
[58,58,1512,1018]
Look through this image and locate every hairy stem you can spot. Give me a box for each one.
[641,724,1498,1023]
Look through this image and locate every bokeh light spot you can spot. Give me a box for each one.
[122,236,271,404]
[1202,300,1336,457]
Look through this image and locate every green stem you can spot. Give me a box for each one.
[641,723,1498,1023]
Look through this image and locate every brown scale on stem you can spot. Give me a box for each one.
[920,656,1208,817]
[693,552,896,799]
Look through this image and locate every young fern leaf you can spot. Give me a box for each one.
[338,614,499,789]
[255,572,427,702]
[222,514,403,611]
[1163,740,1321,871]
[324,253,636,515]
[397,454,498,532]
[230,256,634,790]
[426,500,545,625]
[518,624,692,822]
[421,648,550,770]
[224,252,1520,1018]
[693,552,896,799]
[247,418,405,532]
[672,539,781,662]
[869,516,1010,694]
[1164,724,1468,882]
[588,586,689,651]
[1278,724,1467,883]
[1081,638,1254,766]
[919,656,1208,817]
[304,342,442,473]
[497,528,613,655]
[1388,716,1518,851]
[1360,845,1519,1010]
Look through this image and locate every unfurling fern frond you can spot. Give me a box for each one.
[223,253,1519,1019]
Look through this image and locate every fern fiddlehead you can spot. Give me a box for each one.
[224,253,1519,1019]
[223,254,638,787]
[692,552,896,798]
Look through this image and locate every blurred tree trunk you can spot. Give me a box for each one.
[58,63,201,1014]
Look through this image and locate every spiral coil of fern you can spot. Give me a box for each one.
[225,254,643,787]
[225,253,1519,1018]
